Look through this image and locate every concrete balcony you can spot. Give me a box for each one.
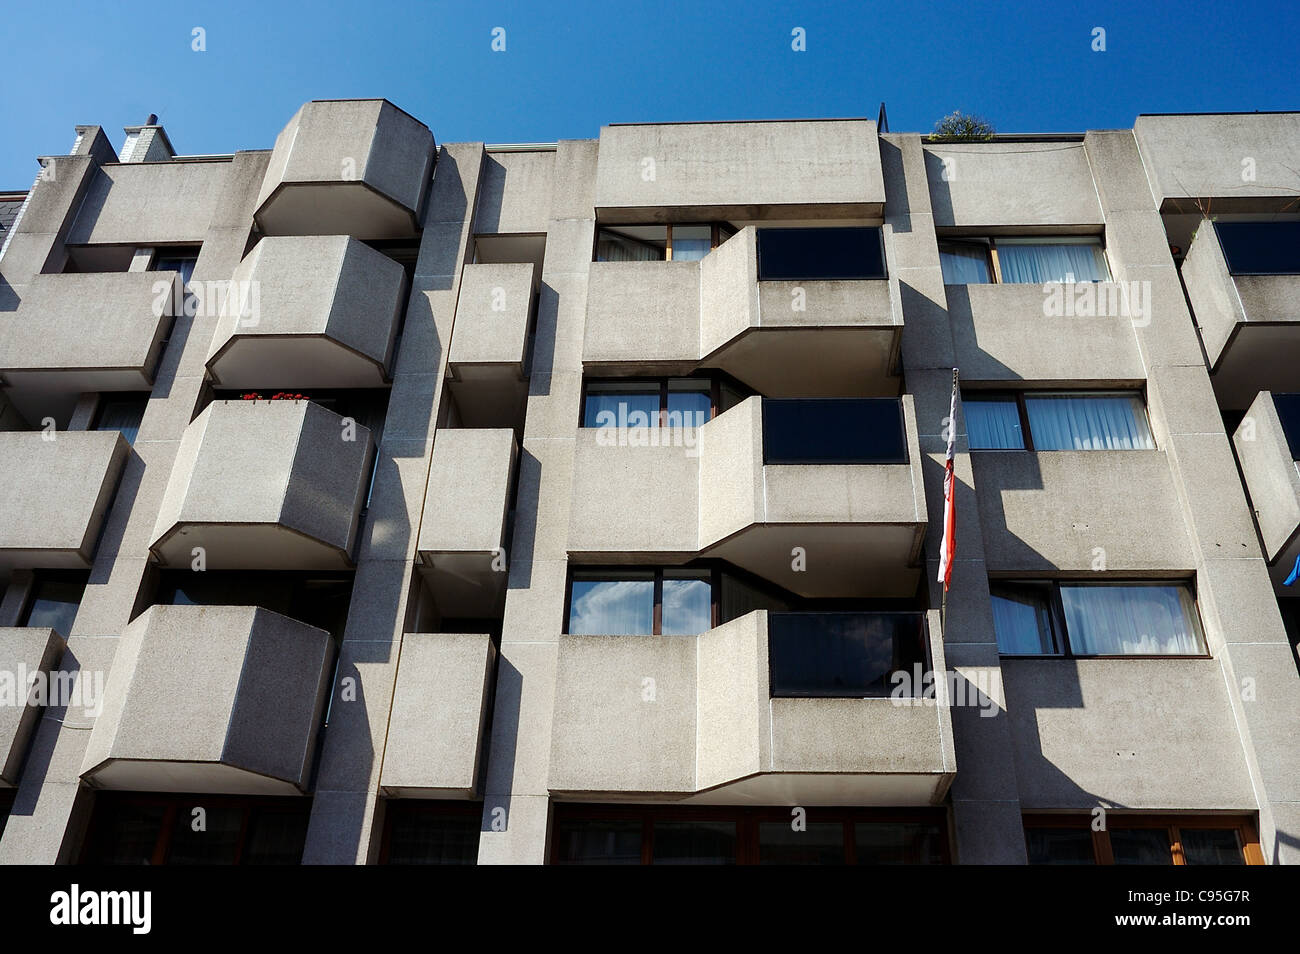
[0,627,65,786]
[81,605,333,795]
[567,395,925,597]
[549,610,954,805]
[584,228,901,396]
[416,429,517,617]
[1233,391,1300,587]
[206,235,405,389]
[972,450,1196,573]
[946,282,1145,382]
[0,271,177,424]
[446,263,534,428]
[0,431,128,569]
[1182,220,1300,409]
[593,119,884,219]
[254,99,435,239]
[150,400,374,570]
[379,632,495,798]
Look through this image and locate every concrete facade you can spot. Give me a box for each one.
[0,103,1297,865]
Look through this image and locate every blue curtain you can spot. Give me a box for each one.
[1060,584,1204,655]
[998,243,1108,283]
[966,399,1025,449]
[1024,394,1153,450]
[991,591,1058,653]
[940,246,991,284]
[583,391,659,428]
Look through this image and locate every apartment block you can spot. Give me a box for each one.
[0,102,1296,865]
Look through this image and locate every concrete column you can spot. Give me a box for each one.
[301,143,484,864]
[884,133,1028,863]
[477,140,598,865]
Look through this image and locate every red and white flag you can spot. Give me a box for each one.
[938,369,959,591]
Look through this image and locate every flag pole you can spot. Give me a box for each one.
[939,367,960,637]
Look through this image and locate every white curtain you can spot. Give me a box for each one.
[998,243,1108,283]
[1060,584,1203,655]
[595,231,663,263]
[940,245,991,284]
[1025,394,1153,450]
[966,399,1024,449]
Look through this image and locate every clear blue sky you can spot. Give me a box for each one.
[2,0,1297,188]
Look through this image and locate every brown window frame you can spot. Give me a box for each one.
[564,565,721,636]
[593,223,735,263]
[938,235,1110,285]
[1023,813,1264,865]
[963,388,1154,453]
[550,804,951,865]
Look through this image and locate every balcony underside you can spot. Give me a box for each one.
[150,522,355,570]
[207,334,389,390]
[83,759,307,796]
[705,327,900,398]
[1213,323,1300,411]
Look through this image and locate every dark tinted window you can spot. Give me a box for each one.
[1215,221,1300,275]
[652,821,736,865]
[553,818,642,865]
[1110,827,1174,864]
[768,612,927,697]
[762,398,907,464]
[1273,393,1300,460]
[94,394,149,446]
[1182,828,1246,865]
[153,571,353,639]
[21,573,87,637]
[382,802,480,865]
[758,822,844,865]
[1026,828,1096,865]
[756,227,886,280]
[854,822,946,864]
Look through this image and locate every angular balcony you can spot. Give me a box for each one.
[583,227,900,397]
[81,605,333,794]
[254,99,436,240]
[0,627,65,785]
[549,610,954,805]
[0,430,128,569]
[446,262,535,428]
[206,235,405,389]
[379,632,496,798]
[1234,391,1300,589]
[567,395,925,597]
[150,400,374,570]
[416,429,517,617]
[0,271,177,424]
[1182,220,1300,409]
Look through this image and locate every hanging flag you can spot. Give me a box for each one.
[938,368,959,592]
[1285,552,1300,587]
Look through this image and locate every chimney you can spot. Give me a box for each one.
[121,114,175,162]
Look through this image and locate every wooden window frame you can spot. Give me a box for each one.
[1023,813,1263,865]
[938,235,1111,285]
[592,223,734,263]
[550,804,951,865]
[992,579,1210,660]
[564,565,720,636]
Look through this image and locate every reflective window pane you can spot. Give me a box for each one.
[554,819,642,864]
[95,395,149,446]
[1182,828,1246,865]
[1215,221,1300,276]
[670,225,712,262]
[22,578,86,637]
[568,576,655,635]
[768,612,926,697]
[661,574,712,635]
[652,821,736,865]
[383,807,479,865]
[756,227,886,280]
[759,821,845,864]
[666,380,710,427]
[242,808,312,865]
[939,244,991,284]
[167,804,243,865]
[1026,828,1097,865]
[854,822,945,864]
[991,585,1059,655]
[583,386,659,428]
[1060,584,1205,656]
[1024,393,1153,451]
[965,397,1025,449]
[1111,828,1174,864]
[595,226,666,262]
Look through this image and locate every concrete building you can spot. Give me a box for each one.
[0,102,1296,865]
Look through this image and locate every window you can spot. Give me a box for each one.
[552,805,949,865]
[0,790,13,842]
[566,568,714,636]
[767,612,929,697]
[379,801,481,865]
[939,236,1110,284]
[81,792,311,865]
[152,247,200,287]
[20,572,88,637]
[756,227,886,281]
[965,391,1154,451]
[93,393,149,446]
[990,581,1207,657]
[762,398,908,464]
[594,223,734,262]
[1273,393,1300,460]
[152,570,354,640]
[1214,221,1300,276]
[581,377,716,428]
[1024,814,1261,865]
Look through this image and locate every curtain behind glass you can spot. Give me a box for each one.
[595,229,665,263]
[991,590,1058,654]
[1060,584,1203,655]
[583,390,659,428]
[966,399,1025,449]
[998,243,1108,283]
[939,245,991,284]
[1025,394,1153,450]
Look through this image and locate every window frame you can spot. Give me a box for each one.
[938,235,1111,284]
[963,389,1154,452]
[593,223,735,263]
[1023,813,1263,865]
[991,579,1210,659]
[378,799,483,865]
[551,803,951,865]
[564,565,721,636]
[579,375,738,428]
